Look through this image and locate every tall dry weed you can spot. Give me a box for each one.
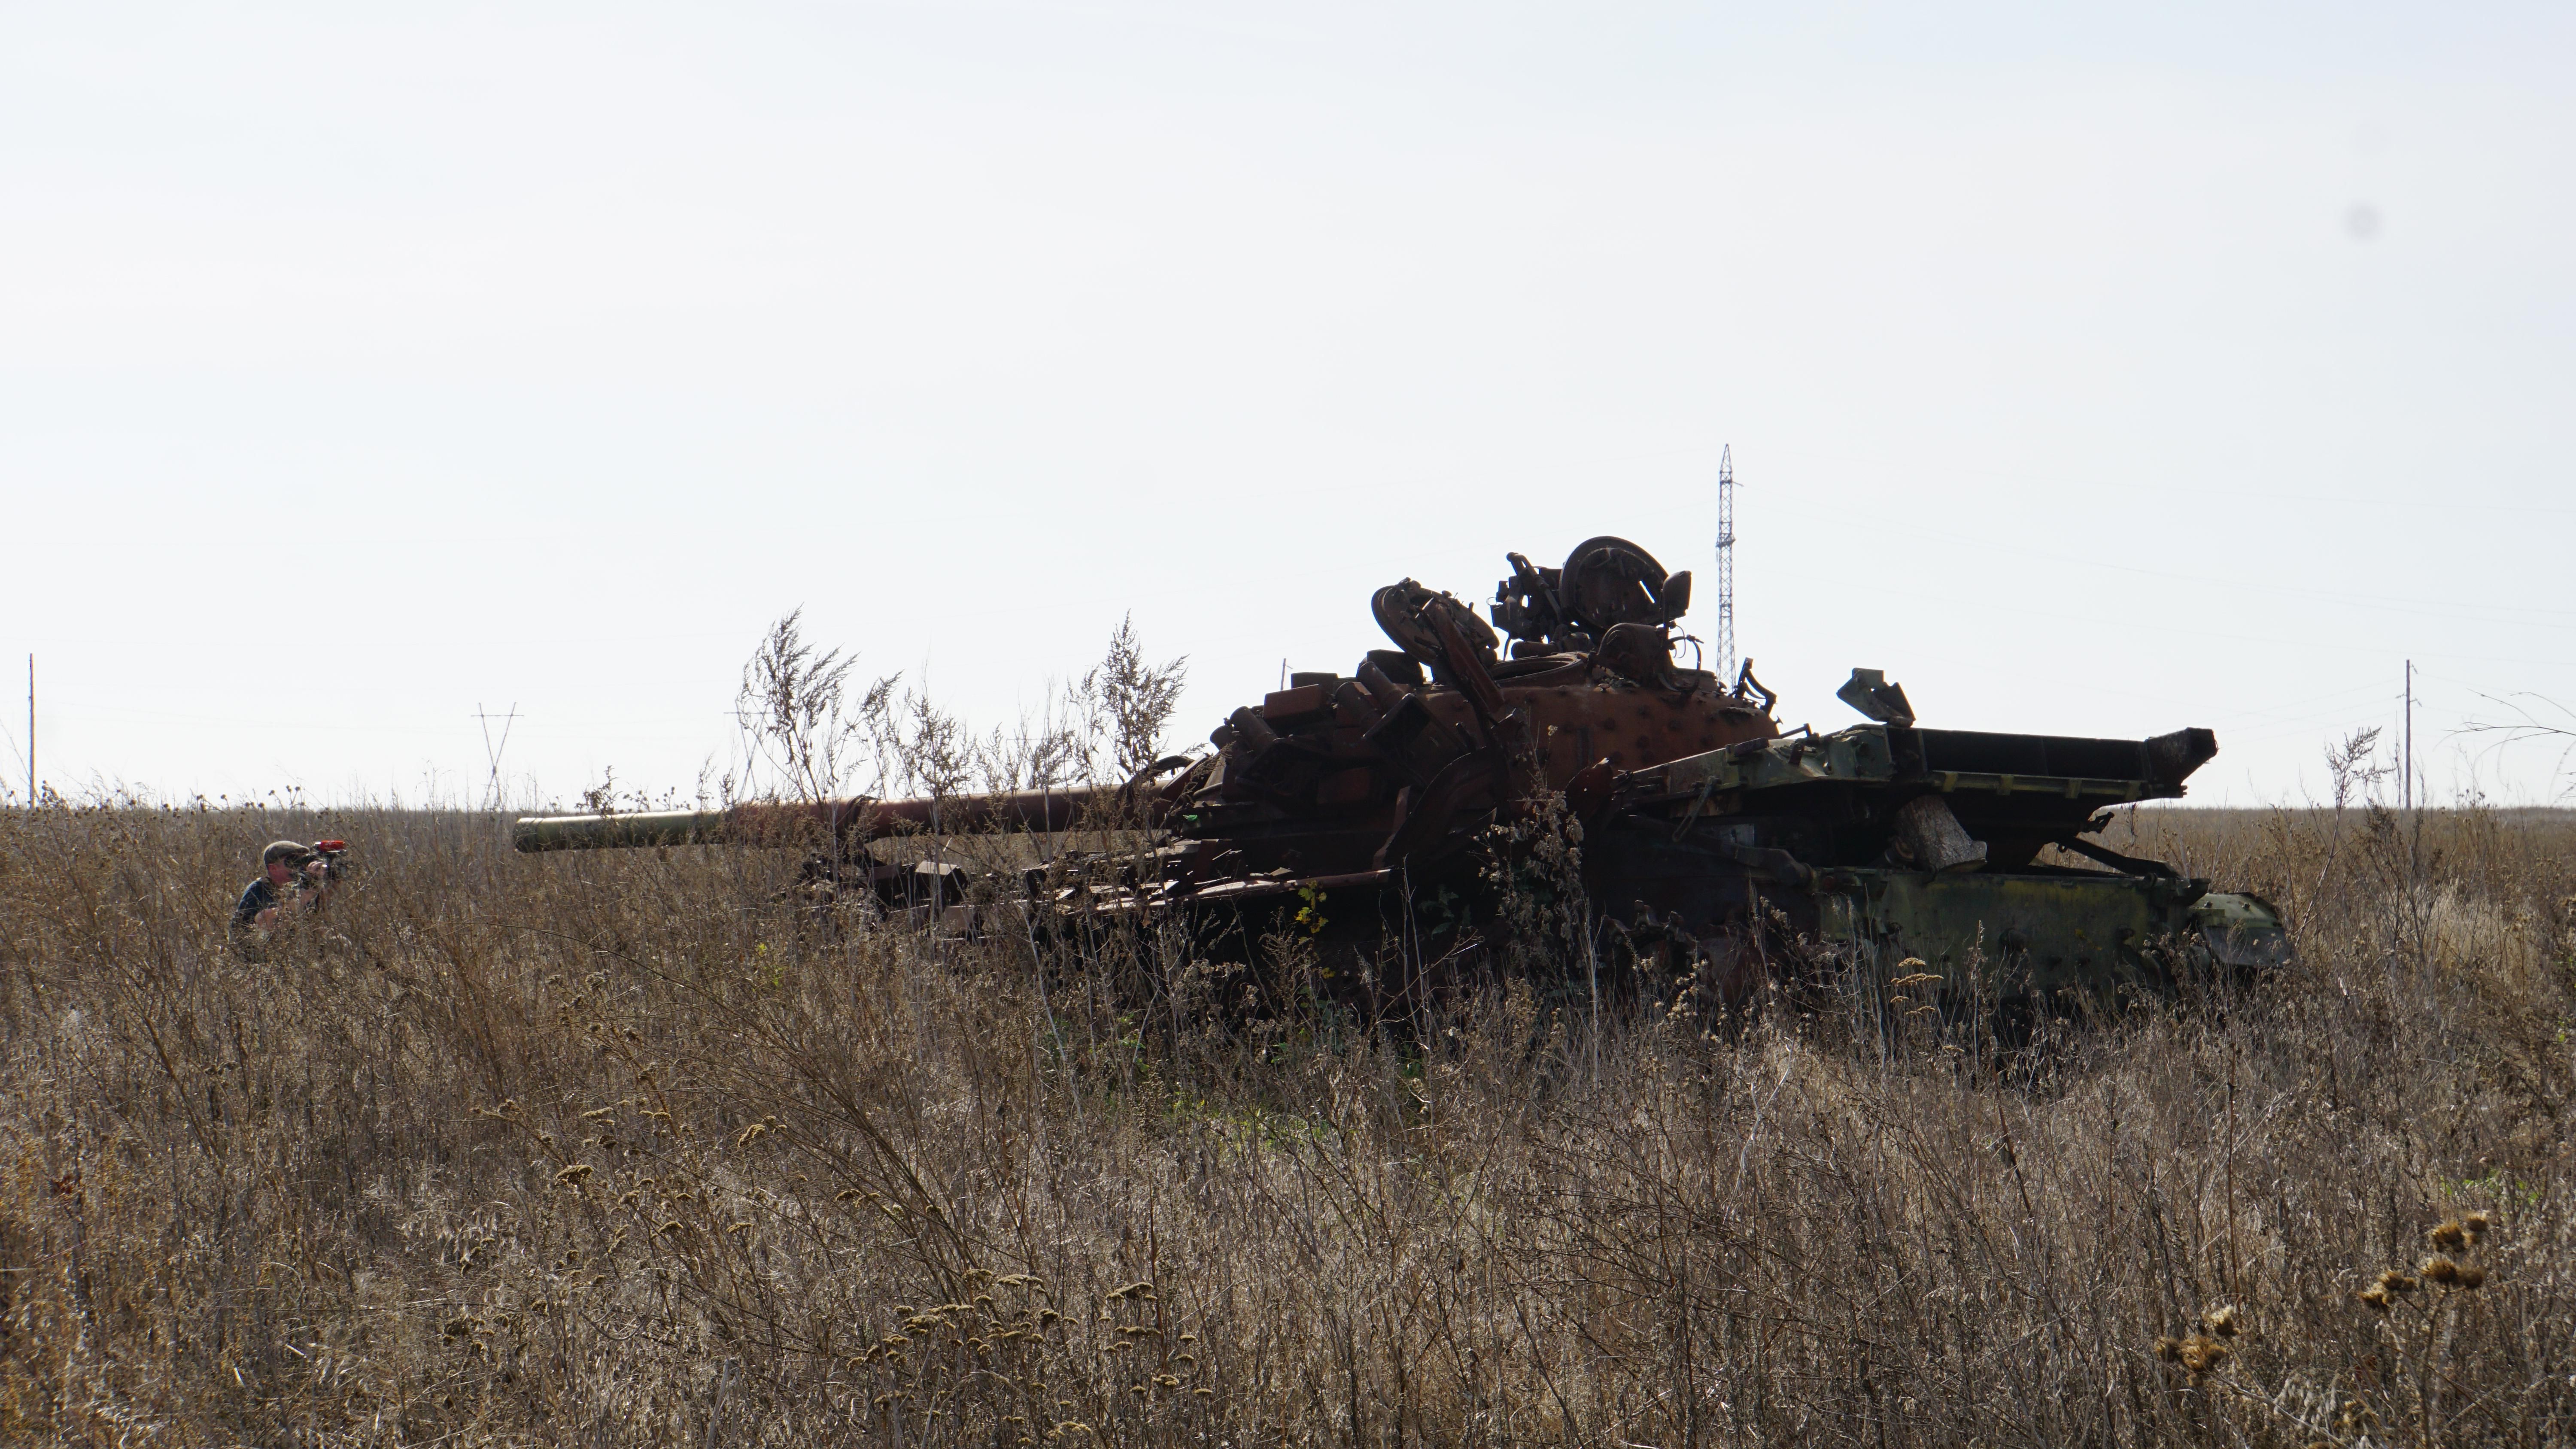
[2,782,2572,1445]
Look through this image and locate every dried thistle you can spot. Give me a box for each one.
[2458,1265,2488,1289]
[2357,1284,2392,1311]
[2428,1219,2467,1250]
[2376,1270,2419,1295]
[2201,1304,2242,1338]
[2154,1335,2183,1362]
[2421,1255,2461,1285]
[2463,1210,2495,1241]
[2175,1334,2229,1375]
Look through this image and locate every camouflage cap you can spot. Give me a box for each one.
[262,840,316,867]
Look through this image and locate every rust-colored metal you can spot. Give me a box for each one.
[743,788,1135,844]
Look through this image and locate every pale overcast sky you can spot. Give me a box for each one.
[4,2,2571,809]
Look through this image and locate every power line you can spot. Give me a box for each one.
[1840,518,2576,625]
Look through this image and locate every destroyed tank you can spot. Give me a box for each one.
[515,536,2287,1012]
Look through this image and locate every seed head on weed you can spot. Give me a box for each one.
[2157,1333,2229,1376]
[2181,1337,2228,1375]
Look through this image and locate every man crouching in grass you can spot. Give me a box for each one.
[232,838,338,940]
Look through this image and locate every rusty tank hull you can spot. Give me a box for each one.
[514,535,2285,1013]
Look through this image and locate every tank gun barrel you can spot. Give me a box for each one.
[512,807,732,852]
[511,787,1128,853]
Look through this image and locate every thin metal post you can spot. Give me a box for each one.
[2403,660,2414,812]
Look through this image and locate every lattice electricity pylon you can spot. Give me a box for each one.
[1713,444,1738,682]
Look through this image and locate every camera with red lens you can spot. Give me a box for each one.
[309,839,349,882]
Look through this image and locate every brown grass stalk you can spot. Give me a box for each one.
[2,796,2571,1445]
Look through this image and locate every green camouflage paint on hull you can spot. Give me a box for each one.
[1816,869,2287,1009]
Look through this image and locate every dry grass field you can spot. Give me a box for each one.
[2,797,2571,1446]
